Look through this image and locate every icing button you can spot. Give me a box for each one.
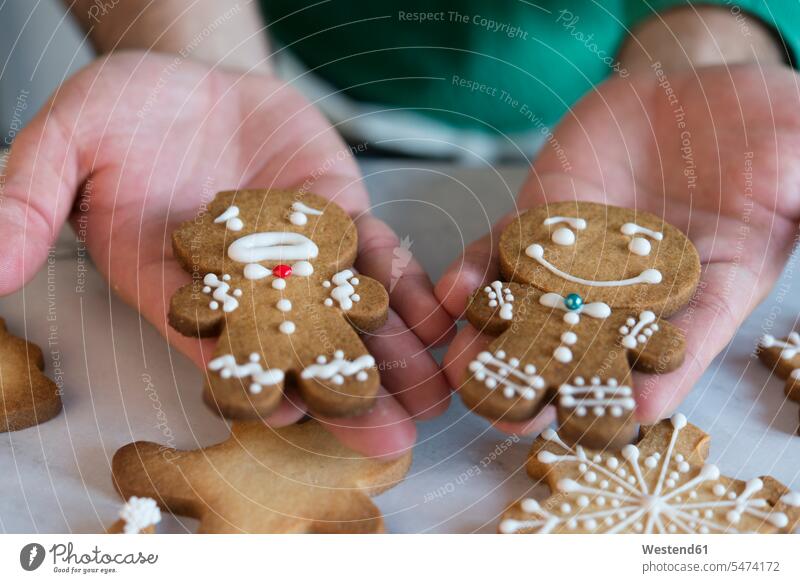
[564,293,583,311]
[272,264,292,279]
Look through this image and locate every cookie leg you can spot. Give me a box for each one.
[112,442,203,520]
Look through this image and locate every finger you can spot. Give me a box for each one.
[492,407,556,435]
[356,214,455,348]
[315,388,417,459]
[634,269,747,423]
[0,108,80,294]
[364,308,451,420]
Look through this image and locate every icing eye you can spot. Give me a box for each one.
[552,227,576,246]
[544,216,586,246]
[628,237,651,256]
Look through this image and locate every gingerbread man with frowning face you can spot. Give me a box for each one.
[462,201,701,449]
[169,189,388,420]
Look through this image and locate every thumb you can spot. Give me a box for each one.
[0,106,80,294]
[434,214,514,319]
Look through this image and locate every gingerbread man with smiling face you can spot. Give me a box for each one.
[169,189,388,420]
[463,201,701,450]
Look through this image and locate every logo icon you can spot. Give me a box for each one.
[20,543,45,571]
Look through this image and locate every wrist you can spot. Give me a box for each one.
[618,5,786,73]
[67,0,272,74]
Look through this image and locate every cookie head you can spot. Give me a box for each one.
[499,201,700,314]
[173,189,358,278]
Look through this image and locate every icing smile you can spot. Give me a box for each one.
[525,243,662,287]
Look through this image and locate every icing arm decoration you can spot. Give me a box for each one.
[208,353,285,395]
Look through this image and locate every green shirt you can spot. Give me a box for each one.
[260,1,798,135]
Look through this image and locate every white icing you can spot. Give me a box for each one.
[544,216,587,230]
[526,244,662,287]
[553,346,573,363]
[628,237,651,256]
[559,377,635,417]
[279,321,296,335]
[621,222,664,241]
[119,496,161,534]
[214,205,244,231]
[324,270,360,311]
[561,331,577,345]
[501,414,790,534]
[620,311,659,349]
[484,281,514,320]
[289,201,324,226]
[202,273,241,312]
[539,292,611,325]
[781,492,800,507]
[272,278,286,290]
[228,232,318,263]
[292,260,314,277]
[244,263,270,280]
[552,227,576,246]
[761,332,800,359]
[276,299,292,312]
[300,350,374,385]
[208,353,284,394]
[468,350,545,400]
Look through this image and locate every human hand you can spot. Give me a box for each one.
[437,64,800,434]
[0,52,454,457]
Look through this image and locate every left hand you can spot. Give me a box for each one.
[438,63,800,433]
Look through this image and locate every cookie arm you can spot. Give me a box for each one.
[465,281,527,335]
[169,281,226,338]
[341,275,389,332]
[618,313,686,374]
[112,441,204,520]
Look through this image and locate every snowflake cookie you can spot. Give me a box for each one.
[463,202,701,450]
[112,421,411,533]
[169,189,388,419]
[499,414,800,534]
[0,317,62,432]
[758,332,800,422]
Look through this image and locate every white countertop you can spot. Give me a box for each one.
[1,160,798,533]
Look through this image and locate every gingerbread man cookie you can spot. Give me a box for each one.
[169,189,388,419]
[0,317,62,432]
[107,497,161,534]
[463,202,701,449]
[758,332,800,424]
[499,414,800,534]
[112,421,411,533]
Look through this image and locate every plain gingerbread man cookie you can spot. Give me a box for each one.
[169,189,388,419]
[499,413,800,534]
[463,202,701,449]
[112,421,412,533]
[0,317,62,432]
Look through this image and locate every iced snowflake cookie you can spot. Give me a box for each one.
[112,421,411,533]
[169,189,388,419]
[0,318,62,432]
[463,202,701,449]
[758,332,800,421]
[499,414,800,534]
[107,496,161,534]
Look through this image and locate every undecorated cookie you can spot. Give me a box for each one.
[0,317,62,432]
[112,421,412,533]
[463,202,701,449]
[107,496,161,534]
[499,414,800,534]
[169,189,389,419]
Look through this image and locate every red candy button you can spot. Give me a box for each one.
[272,264,292,278]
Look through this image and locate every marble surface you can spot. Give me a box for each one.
[0,159,798,533]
